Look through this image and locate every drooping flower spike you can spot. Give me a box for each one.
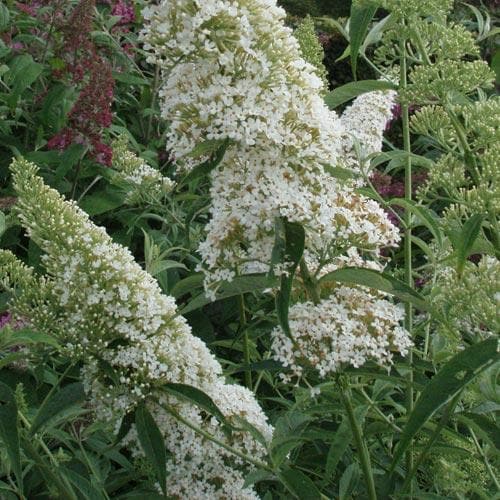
[141,0,411,375]
[2,158,272,499]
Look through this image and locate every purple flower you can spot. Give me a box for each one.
[0,312,27,330]
[0,312,12,329]
[414,277,426,289]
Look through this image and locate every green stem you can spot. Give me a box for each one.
[488,212,500,260]
[340,381,377,500]
[161,404,273,473]
[299,258,321,305]
[19,411,78,500]
[239,295,253,390]
[71,160,82,200]
[359,388,402,433]
[400,32,415,497]
[446,107,480,185]
[470,427,500,491]
[22,438,78,500]
[40,0,62,66]
[72,423,112,500]
[409,26,432,65]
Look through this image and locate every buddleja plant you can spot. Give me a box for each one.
[353,0,500,496]
[0,0,498,499]
[1,158,274,499]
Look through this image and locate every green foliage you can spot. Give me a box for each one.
[324,79,396,108]
[0,0,499,499]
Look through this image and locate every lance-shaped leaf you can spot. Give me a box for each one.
[319,267,430,311]
[390,338,500,473]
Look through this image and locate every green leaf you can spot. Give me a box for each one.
[135,404,167,496]
[61,468,106,500]
[171,273,204,299]
[457,412,500,450]
[79,190,125,216]
[39,84,76,132]
[4,327,60,349]
[118,491,165,500]
[162,383,227,426]
[388,198,443,247]
[181,274,278,314]
[24,150,61,166]
[0,211,5,238]
[271,411,311,465]
[0,4,9,31]
[339,463,360,500]
[362,14,393,51]
[5,54,43,105]
[183,140,230,183]
[148,259,188,277]
[274,219,305,340]
[54,143,87,181]
[243,469,274,488]
[452,214,484,276]
[112,408,136,447]
[274,411,310,440]
[390,338,500,472]
[319,267,430,311]
[0,382,22,490]
[187,139,229,159]
[349,4,378,78]
[228,359,284,375]
[95,357,121,387]
[112,71,149,86]
[324,79,396,109]
[371,150,435,170]
[30,382,85,435]
[491,48,500,84]
[322,164,361,181]
[0,353,25,370]
[278,467,322,500]
[325,418,352,478]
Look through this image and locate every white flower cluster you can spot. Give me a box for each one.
[141,0,399,284]
[4,159,272,500]
[271,288,412,380]
[141,0,411,375]
[339,87,397,171]
[111,135,174,205]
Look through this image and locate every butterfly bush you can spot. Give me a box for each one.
[271,287,411,380]
[110,135,175,205]
[1,159,272,500]
[141,0,411,377]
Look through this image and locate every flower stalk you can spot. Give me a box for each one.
[400,30,414,494]
[339,379,377,500]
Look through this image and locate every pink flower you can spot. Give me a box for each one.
[10,42,25,51]
[47,0,115,167]
[111,0,135,25]
[92,141,113,166]
[47,129,74,150]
